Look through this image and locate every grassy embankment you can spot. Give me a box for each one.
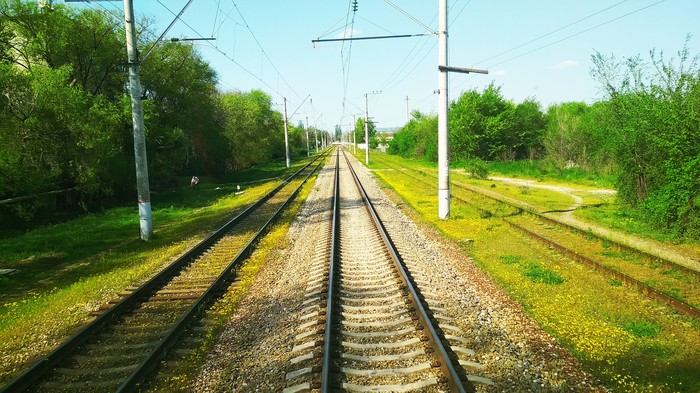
[360,150,700,392]
[0,157,314,384]
[485,160,700,248]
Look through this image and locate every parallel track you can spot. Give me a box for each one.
[284,148,488,392]
[1,152,328,393]
[370,158,700,318]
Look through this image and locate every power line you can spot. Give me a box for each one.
[476,0,630,66]
[450,0,472,25]
[152,0,302,110]
[317,14,354,39]
[230,1,303,101]
[383,0,436,35]
[339,0,358,128]
[487,0,666,69]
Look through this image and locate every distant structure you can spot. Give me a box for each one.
[376,127,398,153]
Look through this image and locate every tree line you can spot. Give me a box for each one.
[389,41,700,239]
[0,1,321,225]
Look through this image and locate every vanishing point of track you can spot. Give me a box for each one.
[1,153,328,393]
[284,148,491,392]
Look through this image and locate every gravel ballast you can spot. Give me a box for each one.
[194,152,606,392]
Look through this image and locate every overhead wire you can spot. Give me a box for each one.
[338,0,358,129]
[487,0,666,69]
[450,0,472,25]
[382,0,436,34]
[230,0,304,101]
[317,14,354,39]
[152,0,302,111]
[475,0,630,66]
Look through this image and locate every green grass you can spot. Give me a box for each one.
[523,263,565,284]
[485,159,617,188]
[0,157,313,383]
[365,151,700,393]
[623,320,661,338]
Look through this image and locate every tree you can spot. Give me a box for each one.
[590,39,700,238]
[219,90,284,171]
[387,110,438,161]
[449,83,544,162]
[139,41,225,183]
[354,117,376,145]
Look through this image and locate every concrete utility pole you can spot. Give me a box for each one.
[406,95,410,123]
[305,116,310,157]
[364,94,370,164]
[283,98,290,168]
[363,91,381,164]
[353,114,357,154]
[353,128,356,154]
[124,0,152,240]
[437,0,450,219]
[436,0,487,220]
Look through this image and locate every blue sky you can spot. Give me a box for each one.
[65,1,700,133]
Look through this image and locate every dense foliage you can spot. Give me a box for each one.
[354,117,377,148]
[590,43,700,238]
[0,1,319,226]
[388,45,700,238]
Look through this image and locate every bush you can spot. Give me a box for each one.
[464,158,489,179]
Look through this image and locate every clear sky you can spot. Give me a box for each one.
[64,0,700,134]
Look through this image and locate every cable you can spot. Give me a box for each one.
[450,0,472,25]
[338,0,358,127]
[317,14,353,39]
[377,9,439,92]
[152,0,299,108]
[230,1,303,101]
[476,0,630,66]
[356,14,396,36]
[487,0,666,69]
[383,0,436,35]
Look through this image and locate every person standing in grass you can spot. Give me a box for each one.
[190,176,200,190]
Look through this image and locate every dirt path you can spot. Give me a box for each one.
[486,176,700,273]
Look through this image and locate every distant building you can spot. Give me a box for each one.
[376,127,399,152]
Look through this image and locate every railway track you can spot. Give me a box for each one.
[284,148,492,392]
[1,153,328,393]
[368,156,700,318]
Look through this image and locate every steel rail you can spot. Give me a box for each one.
[340,148,469,392]
[506,219,700,319]
[372,159,700,319]
[320,148,340,392]
[117,153,327,391]
[1,152,328,393]
[378,159,700,280]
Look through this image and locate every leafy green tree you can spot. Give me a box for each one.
[219,90,284,171]
[449,83,544,162]
[387,110,438,160]
[139,41,225,183]
[354,117,376,145]
[507,99,546,160]
[591,40,700,237]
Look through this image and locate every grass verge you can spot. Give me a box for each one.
[366,151,700,392]
[0,158,312,384]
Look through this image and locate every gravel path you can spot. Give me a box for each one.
[488,176,700,273]
[194,152,606,392]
